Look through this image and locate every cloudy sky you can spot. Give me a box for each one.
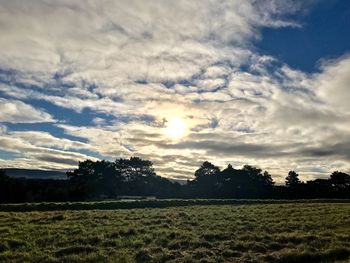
[0,0,350,182]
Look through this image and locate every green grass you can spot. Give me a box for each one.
[0,202,349,262]
[1,199,350,212]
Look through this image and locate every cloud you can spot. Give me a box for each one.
[1,0,349,182]
[57,124,131,157]
[0,0,303,85]
[8,130,91,151]
[0,129,98,170]
[0,98,54,123]
[316,54,350,114]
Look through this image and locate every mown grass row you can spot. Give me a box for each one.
[0,203,349,262]
[1,199,350,212]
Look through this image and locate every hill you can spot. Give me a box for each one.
[3,168,67,180]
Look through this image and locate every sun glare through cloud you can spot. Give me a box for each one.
[164,117,187,140]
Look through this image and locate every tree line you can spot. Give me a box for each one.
[0,157,349,203]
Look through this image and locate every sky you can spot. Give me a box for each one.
[0,0,350,183]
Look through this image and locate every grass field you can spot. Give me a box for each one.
[0,202,349,262]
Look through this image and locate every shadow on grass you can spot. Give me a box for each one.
[269,248,350,263]
[1,199,349,212]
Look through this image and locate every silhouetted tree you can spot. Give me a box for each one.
[329,171,350,198]
[194,161,220,179]
[0,170,10,202]
[305,179,331,198]
[219,164,247,198]
[1,158,350,202]
[115,157,156,181]
[67,159,123,199]
[115,157,157,195]
[65,157,182,199]
[241,165,274,198]
[188,163,274,198]
[330,171,350,187]
[285,171,301,187]
[189,161,221,197]
[0,169,8,181]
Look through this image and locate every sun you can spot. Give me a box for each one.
[165,117,187,139]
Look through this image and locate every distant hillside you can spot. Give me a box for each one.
[4,168,67,180]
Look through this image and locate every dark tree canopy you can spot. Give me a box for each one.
[194,161,220,179]
[285,171,301,187]
[330,171,350,187]
[0,158,349,203]
[66,157,180,199]
[115,157,156,181]
[186,163,275,199]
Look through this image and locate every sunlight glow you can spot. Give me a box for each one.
[165,117,187,139]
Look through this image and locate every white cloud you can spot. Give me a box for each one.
[316,54,350,114]
[0,0,302,85]
[9,130,91,151]
[1,0,349,182]
[0,129,97,169]
[0,98,54,123]
[57,124,131,157]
